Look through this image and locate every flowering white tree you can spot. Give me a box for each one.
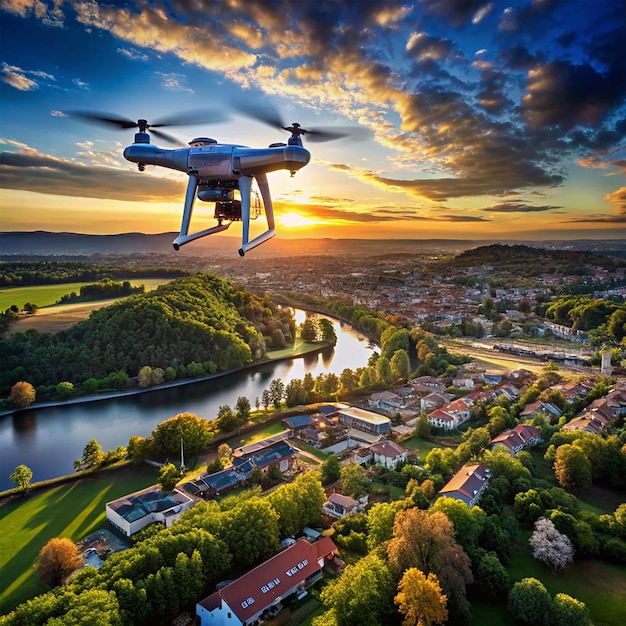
[529,518,574,572]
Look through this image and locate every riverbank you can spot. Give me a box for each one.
[0,339,333,418]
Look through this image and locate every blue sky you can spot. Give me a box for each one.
[1,0,624,242]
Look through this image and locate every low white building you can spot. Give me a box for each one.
[106,485,194,537]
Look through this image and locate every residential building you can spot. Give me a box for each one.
[368,440,408,469]
[106,485,194,537]
[490,424,542,456]
[369,390,405,412]
[438,463,490,508]
[196,537,338,626]
[519,401,562,423]
[322,493,367,518]
[334,406,391,435]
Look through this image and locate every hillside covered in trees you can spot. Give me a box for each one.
[0,274,295,394]
[0,259,189,286]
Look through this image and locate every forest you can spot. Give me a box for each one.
[0,274,295,396]
[0,260,188,286]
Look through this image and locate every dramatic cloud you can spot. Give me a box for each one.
[484,203,561,213]
[0,148,183,202]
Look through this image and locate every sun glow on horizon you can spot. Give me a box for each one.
[278,211,318,228]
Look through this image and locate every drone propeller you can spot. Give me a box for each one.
[63,110,229,145]
[231,100,372,143]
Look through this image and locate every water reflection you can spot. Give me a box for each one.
[0,311,374,490]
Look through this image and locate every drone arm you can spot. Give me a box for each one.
[238,173,275,256]
[172,174,232,250]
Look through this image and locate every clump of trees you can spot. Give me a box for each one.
[1,274,294,397]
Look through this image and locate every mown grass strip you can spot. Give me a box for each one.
[0,468,157,615]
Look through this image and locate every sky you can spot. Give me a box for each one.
[1,0,625,245]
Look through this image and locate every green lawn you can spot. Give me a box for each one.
[0,279,167,310]
[506,533,626,626]
[400,436,455,459]
[0,468,157,616]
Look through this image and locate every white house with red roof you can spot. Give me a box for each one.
[196,537,338,626]
[490,424,542,456]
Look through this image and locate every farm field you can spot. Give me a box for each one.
[0,278,168,310]
[0,467,157,616]
[2,278,172,333]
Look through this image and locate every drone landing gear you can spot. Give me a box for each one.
[238,173,275,256]
[171,174,275,255]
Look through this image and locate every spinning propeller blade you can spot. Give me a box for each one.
[231,100,371,143]
[63,109,229,145]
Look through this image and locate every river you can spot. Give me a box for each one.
[0,311,375,490]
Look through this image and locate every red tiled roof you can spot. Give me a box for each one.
[198,537,337,623]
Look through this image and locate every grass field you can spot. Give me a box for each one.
[0,467,157,616]
[0,278,167,311]
[504,532,626,626]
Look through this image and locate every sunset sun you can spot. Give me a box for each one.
[279,212,316,228]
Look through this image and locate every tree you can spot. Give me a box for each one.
[8,381,36,408]
[529,518,574,572]
[321,454,341,485]
[35,537,83,586]
[10,464,33,490]
[395,568,448,626]
[300,318,318,341]
[390,349,411,382]
[340,462,368,498]
[554,444,592,491]
[235,396,251,422]
[269,378,285,407]
[552,593,591,626]
[319,552,395,626]
[366,500,404,550]
[74,438,104,470]
[387,508,473,621]
[507,577,552,626]
[56,381,75,399]
[151,413,212,457]
[216,404,238,433]
[474,550,510,601]
[217,443,232,461]
[318,318,337,345]
[158,463,181,492]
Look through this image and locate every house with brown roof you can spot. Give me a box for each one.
[368,440,408,469]
[438,463,490,508]
[519,401,562,423]
[420,391,454,412]
[322,493,367,519]
[196,537,338,626]
[490,424,542,456]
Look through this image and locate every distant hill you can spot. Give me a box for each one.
[1,231,624,259]
[452,243,626,269]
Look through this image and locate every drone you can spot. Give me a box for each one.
[67,105,369,256]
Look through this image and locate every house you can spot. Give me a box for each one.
[281,414,313,437]
[231,439,298,475]
[427,408,459,431]
[519,401,562,423]
[322,493,367,518]
[183,467,246,498]
[196,537,338,626]
[420,391,454,412]
[106,485,195,537]
[369,390,405,412]
[438,463,490,508]
[368,440,408,469]
[490,424,542,456]
[334,406,391,435]
[410,376,447,395]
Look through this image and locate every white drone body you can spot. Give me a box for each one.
[124,131,310,256]
[67,107,365,255]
